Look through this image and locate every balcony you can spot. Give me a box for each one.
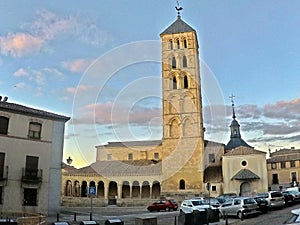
[21,168,42,184]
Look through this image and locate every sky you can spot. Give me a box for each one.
[1,0,300,168]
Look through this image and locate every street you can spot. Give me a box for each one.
[52,204,300,225]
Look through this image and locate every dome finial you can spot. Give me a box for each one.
[175,0,183,16]
[229,94,236,119]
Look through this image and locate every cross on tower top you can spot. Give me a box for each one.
[229,94,236,119]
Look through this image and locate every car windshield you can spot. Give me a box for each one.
[192,200,206,206]
[169,199,176,204]
[244,198,256,204]
[257,193,268,198]
[271,192,282,198]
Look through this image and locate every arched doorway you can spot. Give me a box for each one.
[240,182,251,196]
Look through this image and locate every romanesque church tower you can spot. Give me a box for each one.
[160,12,205,194]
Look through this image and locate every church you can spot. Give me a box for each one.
[62,7,268,206]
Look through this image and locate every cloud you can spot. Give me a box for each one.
[61,59,93,73]
[0,33,44,57]
[264,98,300,120]
[72,102,161,126]
[0,9,112,58]
[13,67,65,95]
[66,85,95,95]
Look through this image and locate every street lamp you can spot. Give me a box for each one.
[66,156,73,165]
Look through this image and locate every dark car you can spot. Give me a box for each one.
[253,196,268,213]
[282,190,300,205]
[147,199,178,212]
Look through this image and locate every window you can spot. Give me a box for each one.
[177,39,180,49]
[28,122,41,139]
[179,179,185,190]
[241,160,247,166]
[23,188,37,206]
[0,153,5,179]
[212,186,216,192]
[183,75,188,88]
[183,39,187,48]
[271,163,277,169]
[128,153,133,160]
[0,116,9,135]
[281,161,286,168]
[169,40,173,49]
[154,152,159,160]
[172,57,176,69]
[0,186,3,204]
[209,154,215,163]
[25,156,39,177]
[272,174,279,184]
[291,161,296,168]
[173,76,177,89]
[182,56,187,68]
[291,172,297,182]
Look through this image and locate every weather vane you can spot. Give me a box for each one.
[175,0,183,15]
[229,94,236,119]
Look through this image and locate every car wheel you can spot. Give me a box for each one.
[237,211,243,220]
[173,208,178,211]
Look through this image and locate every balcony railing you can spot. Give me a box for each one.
[21,168,42,184]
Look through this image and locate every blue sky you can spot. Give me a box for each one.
[1,1,300,167]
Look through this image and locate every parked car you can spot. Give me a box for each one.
[147,199,178,212]
[219,197,259,220]
[282,190,300,205]
[284,208,300,224]
[256,191,285,208]
[253,195,269,213]
[180,198,217,214]
[204,197,221,208]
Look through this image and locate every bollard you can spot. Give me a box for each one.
[90,212,92,221]
[57,213,59,222]
[174,215,177,225]
[225,215,228,225]
[74,213,77,221]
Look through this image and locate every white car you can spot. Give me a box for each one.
[284,208,300,224]
[180,198,216,214]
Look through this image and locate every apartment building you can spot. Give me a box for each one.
[0,97,69,215]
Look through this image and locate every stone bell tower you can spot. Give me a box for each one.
[160,9,205,195]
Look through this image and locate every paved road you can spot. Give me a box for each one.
[50,204,300,225]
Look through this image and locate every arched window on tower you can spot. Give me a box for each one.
[173,76,177,89]
[169,40,173,50]
[172,57,176,69]
[183,39,188,48]
[179,179,185,190]
[183,56,187,68]
[184,75,188,88]
[177,39,180,49]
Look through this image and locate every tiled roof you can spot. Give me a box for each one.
[232,169,260,180]
[160,15,195,35]
[0,101,70,121]
[203,166,223,183]
[225,137,252,151]
[267,154,300,163]
[224,146,266,156]
[97,140,162,148]
[64,160,162,176]
[269,148,300,157]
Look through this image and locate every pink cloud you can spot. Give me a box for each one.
[264,98,300,120]
[0,33,43,57]
[66,85,94,94]
[61,59,92,73]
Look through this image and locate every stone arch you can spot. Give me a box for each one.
[240,182,251,196]
[152,181,161,198]
[122,181,130,198]
[169,117,181,138]
[108,181,118,199]
[132,181,140,198]
[182,117,194,137]
[179,179,185,190]
[182,92,194,112]
[97,181,104,198]
[74,180,80,197]
[141,181,150,198]
[65,180,72,196]
[81,181,88,197]
[169,94,180,114]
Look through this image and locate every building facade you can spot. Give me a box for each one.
[0,98,69,214]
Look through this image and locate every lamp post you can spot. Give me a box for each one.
[66,156,73,165]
